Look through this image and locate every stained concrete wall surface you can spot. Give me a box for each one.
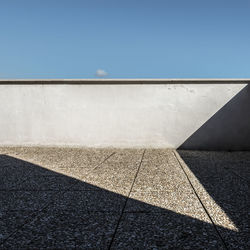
[0,82,249,149]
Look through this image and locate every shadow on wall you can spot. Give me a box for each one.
[179,84,250,151]
[0,154,247,249]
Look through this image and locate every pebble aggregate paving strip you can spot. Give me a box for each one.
[0,147,249,249]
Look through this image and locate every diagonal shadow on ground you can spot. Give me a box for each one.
[0,152,248,249]
[177,150,250,250]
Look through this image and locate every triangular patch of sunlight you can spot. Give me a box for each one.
[174,151,238,232]
[58,164,238,232]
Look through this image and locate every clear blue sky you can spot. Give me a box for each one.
[0,0,249,79]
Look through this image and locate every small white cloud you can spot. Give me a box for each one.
[95,69,108,77]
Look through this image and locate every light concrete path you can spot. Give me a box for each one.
[0,147,249,249]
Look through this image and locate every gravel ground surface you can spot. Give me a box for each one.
[0,147,249,249]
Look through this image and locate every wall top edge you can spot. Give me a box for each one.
[0,79,249,85]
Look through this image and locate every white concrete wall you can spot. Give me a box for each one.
[0,82,249,149]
